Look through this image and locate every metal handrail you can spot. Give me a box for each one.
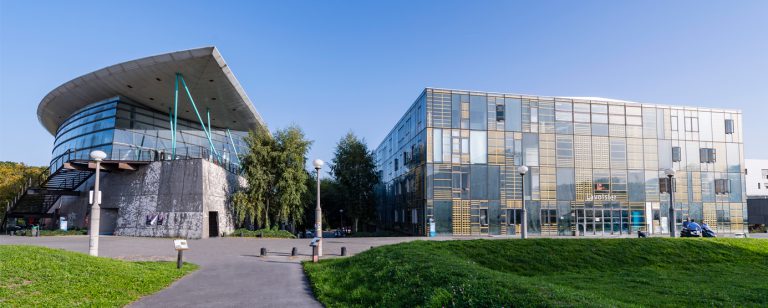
[50,145,242,175]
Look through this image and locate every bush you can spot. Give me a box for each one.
[229,227,296,239]
[38,229,88,236]
[749,224,767,233]
[348,230,405,238]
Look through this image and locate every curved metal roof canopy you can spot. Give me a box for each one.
[37,46,265,135]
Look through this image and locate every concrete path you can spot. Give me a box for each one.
[0,235,419,307]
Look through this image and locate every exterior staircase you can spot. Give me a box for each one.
[2,164,93,230]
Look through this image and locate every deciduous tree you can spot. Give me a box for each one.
[330,132,379,232]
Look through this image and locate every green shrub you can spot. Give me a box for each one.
[348,230,405,237]
[229,227,296,238]
[38,229,88,236]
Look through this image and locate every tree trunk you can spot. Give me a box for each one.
[265,199,270,229]
[354,217,359,233]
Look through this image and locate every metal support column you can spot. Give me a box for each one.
[178,73,219,157]
[206,108,213,158]
[168,108,174,160]
[226,129,240,164]
[172,74,180,158]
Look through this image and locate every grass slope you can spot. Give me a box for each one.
[0,245,197,307]
[304,238,768,307]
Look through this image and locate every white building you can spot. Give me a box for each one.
[745,159,768,197]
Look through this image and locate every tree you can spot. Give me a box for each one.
[234,126,275,228]
[0,162,47,219]
[233,125,312,230]
[298,175,343,232]
[273,126,312,229]
[330,132,380,232]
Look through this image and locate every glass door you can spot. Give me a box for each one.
[506,209,522,236]
[594,207,604,234]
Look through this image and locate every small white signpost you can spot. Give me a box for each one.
[174,239,189,269]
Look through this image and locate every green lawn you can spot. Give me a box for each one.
[0,245,197,307]
[304,238,768,307]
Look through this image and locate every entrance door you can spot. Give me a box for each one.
[594,207,604,234]
[208,211,219,237]
[100,208,118,235]
[575,208,586,236]
[506,209,522,235]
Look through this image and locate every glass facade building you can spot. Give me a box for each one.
[375,88,747,236]
[50,96,247,172]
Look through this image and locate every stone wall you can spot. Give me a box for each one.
[56,158,243,239]
[201,160,244,237]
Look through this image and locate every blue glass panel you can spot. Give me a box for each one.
[504,98,522,131]
[469,95,487,130]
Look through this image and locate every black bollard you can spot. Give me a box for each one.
[177,250,183,269]
[260,247,267,256]
[341,246,347,256]
[291,247,297,256]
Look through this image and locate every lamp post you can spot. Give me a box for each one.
[88,150,107,256]
[664,168,676,238]
[313,159,324,256]
[339,209,344,235]
[518,165,529,239]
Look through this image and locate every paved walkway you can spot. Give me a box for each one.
[0,235,418,307]
[2,232,763,307]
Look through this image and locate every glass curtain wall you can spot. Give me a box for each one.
[50,97,248,172]
[376,88,747,236]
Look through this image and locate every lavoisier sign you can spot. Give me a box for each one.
[585,195,617,202]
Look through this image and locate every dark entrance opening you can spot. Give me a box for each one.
[208,211,219,237]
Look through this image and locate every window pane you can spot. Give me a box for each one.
[574,103,590,113]
[470,165,488,199]
[592,114,608,124]
[470,95,487,130]
[504,98,522,131]
[574,113,591,123]
[592,124,609,136]
[556,111,572,122]
[727,143,740,172]
[488,165,500,200]
[592,104,607,114]
[728,173,741,202]
[433,129,442,162]
[556,168,575,201]
[522,133,539,166]
[628,170,645,202]
[470,131,487,164]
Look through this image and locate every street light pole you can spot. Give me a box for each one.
[313,159,324,256]
[88,150,107,256]
[665,168,676,238]
[340,209,344,235]
[518,165,529,239]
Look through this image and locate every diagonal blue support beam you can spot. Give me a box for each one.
[168,108,174,159]
[178,73,219,157]
[206,108,213,155]
[172,74,180,158]
[226,128,241,164]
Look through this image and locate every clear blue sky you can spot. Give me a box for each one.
[1,1,766,168]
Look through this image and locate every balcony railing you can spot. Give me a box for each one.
[50,145,242,175]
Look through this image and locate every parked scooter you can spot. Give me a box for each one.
[701,223,717,238]
[680,226,702,237]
